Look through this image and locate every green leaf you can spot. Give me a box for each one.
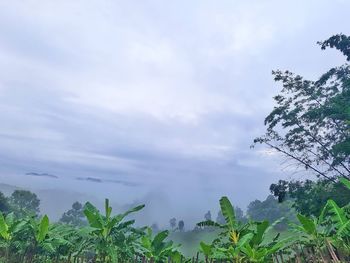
[121,204,145,219]
[37,215,49,242]
[219,196,236,230]
[199,241,212,256]
[340,177,350,190]
[326,200,348,227]
[0,213,9,240]
[197,220,222,228]
[337,220,350,236]
[105,198,112,219]
[297,214,316,235]
[237,232,254,248]
[41,242,55,253]
[83,207,103,229]
[5,213,14,227]
[141,235,152,250]
[251,220,269,246]
[152,230,169,248]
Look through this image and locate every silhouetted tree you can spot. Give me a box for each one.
[10,190,40,217]
[216,207,246,224]
[247,195,295,230]
[178,220,184,232]
[216,211,225,225]
[60,201,85,226]
[234,206,246,223]
[169,217,176,230]
[204,210,211,221]
[0,192,10,214]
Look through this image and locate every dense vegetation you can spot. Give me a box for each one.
[0,34,348,262]
[0,179,350,262]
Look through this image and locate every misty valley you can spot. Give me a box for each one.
[0,1,350,262]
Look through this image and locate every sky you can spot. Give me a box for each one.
[0,0,349,226]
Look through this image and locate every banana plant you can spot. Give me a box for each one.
[83,198,145,262]
[139,227,181,263]
[9,214,54,262]
[198,197,293,262]
[291,178,350,257]
[239,220,295,262]
[199,241,213,261]
[197,197,253,261]
[0,212,27,261]
[316,179,350,259]
[197,197,250,244]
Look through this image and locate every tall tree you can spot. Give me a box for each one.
[178,220,184,232]
[216,211,225,225]
[247,195,296,230]
[254,34,350,180]
[10,190,40,217]
[270,178,350,216]
[169,218,176,230]
[234,206,246,223]
[204,210,211,221]
[0,192,10,214]
[216,207,246,224]
[60,201,85,226]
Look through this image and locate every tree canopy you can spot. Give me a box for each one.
[255,34,350,180]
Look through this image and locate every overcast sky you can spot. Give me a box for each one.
[0,0,349,225]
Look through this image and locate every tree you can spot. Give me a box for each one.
[247,195,295,230]
[10,190,40,217]
[216,207,246,224]
[234,206,246,223]
[204,211,211,221]
[60,201,85,227]
[216,211,225,225]
[254,34,350,180]
[0,192,10,214]
[178,220,184,232]
[169,218,176,230]
[270,178,350,216]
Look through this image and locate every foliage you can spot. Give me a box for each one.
[10,190,40,217]
[216,206,246,225]
[247,195,296,231]
[0,192,10,214]
[60,201,86,227]
[254,34,350,180]
[140,228,181,262]
[197,196,294,262]
[270,178,350,216]
[83,198,145,262]
[204,211,211,221]
[169,218,176,230]
[0,186,348,262]
[178,220,184,232]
